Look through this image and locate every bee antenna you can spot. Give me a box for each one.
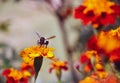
[36,32,41,38]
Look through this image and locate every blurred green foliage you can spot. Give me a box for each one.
[0,20,9,32]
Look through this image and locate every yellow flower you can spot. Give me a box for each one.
[20,61,35,75]
[8,68,23,81]
[97,71,108,79]
[20,45,55,63]
[79,76,100,83]
[79,73,119,83]
[85,50,98,59]
[2,68,31,82]
[49,60,68,73]
[83,0,115,15]
[95,63,104,71]
[97,27,120,53]
[8,68,31,79]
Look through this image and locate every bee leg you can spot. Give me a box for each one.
[45,41,49,47]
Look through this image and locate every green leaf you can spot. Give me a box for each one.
[90,56,96,71]
[34,56,43,82]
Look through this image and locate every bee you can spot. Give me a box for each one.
[36,32,56,47]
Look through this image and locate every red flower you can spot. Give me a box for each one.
[49,61,68,73]
[80,54,89,63]
[79,50,100,73]
[74,0,120,28]
[2,68,31,83]
[74,6,86,19]
[20,62,35,75]
[74,6,97,25]
[111,4,120,16]
[87,36,98,50]
[87,27,120,61]
[109,48,120,62]
[99,12,115,25]
[84,62,93,73]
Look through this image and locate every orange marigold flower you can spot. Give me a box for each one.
[97,27,120,53]
[49,60,68,73]
[80,50,100,73]
[80,50,99,62]
[74,0,120,28]
[87,35,103,53]
[20,45,55,63]
[2,68,31,83]
[74,5,97,25]
[79,73,119,83]
[84,63,93,73]
[87,27,120,61]
[20,61,35,75]
[79,76,100,83]
[83,0,114,15]
[96,71,108,79]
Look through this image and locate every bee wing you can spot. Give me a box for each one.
[47,36,56,40]
[36,32,41,38]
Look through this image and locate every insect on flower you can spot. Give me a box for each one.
[36,32,56,47]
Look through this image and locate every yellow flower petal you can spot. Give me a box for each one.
[22,56,33,63]
[29,53,40,58]
[83,0,115,15]
[47,51,54,58]
[20,45,56,63]
[23,71,31,77]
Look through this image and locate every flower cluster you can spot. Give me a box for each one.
[74,0,120,28]
[2,1,120,82]
[79,73,118,83]
[87,27,120,62]
[2,68,32,83]
[78,27,120,83]
[2,34,69,83]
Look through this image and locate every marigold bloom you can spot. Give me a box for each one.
[80,50,99,63]
[49,60,68,73]
[87,27,120,61]
[97,28,120,53]
[83,0,114,15]
[79,76,100,83]
[20,61,35,75]
[80,50,100,73]
[49,60,68,82]
[79,73,119,83]
[74,0,120,28]
[2,68,31,83]
[20,45,55,63]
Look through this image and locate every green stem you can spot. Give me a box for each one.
[57,79,61,83]
[93,28,98,35]
[56,70,62,83]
